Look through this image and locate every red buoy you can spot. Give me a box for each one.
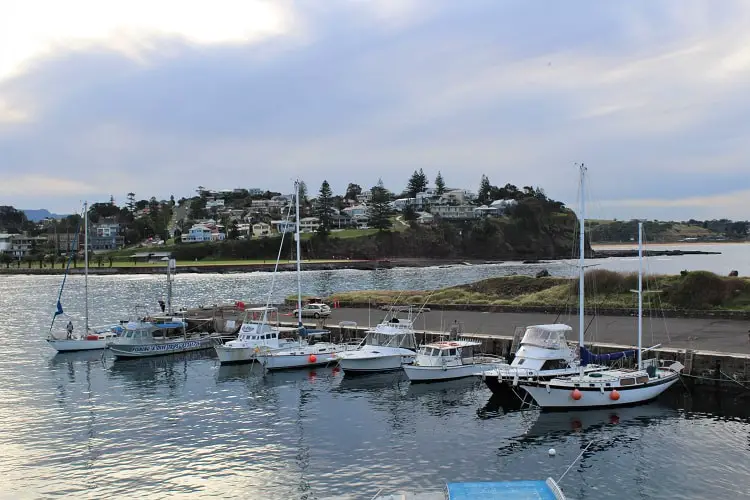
[308,354,317,363]
[571,388,582,400]
[610,390,620,401]
[86,335,99,341]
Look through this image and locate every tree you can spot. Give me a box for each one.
[344,183,362,201]
[403,204,418,223]
[406,169,428,198]
[435,171,446,196]
[170,195,175,207]
[126,193,136,212]
[108,256,114,268]
[228,220,240,240]
[368,179,393,231]
[0,253,11,268]
[478,174,492,204]
[316,180,334,237]
[96,254,104,267]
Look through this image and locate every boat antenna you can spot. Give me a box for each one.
[557,440,595,484]
[262,195,294,324]
[294,179,303,332]
[577,163,586,376]
[84,200,89,334]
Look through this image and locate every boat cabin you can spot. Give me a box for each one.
[116,320,187,344]
[363,319,417,349]
[511,324,576,370]
[415,340,481,367]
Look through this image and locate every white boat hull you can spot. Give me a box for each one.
[520,374,680,409]
[262,351,339,370]
[215,345,256,364]
[109,337,214,359]
[404,362,500,383]
[47,338,108,352]
[338,353,414,373]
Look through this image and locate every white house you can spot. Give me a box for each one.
[0,233,12,254]
[299,217,320,233]
[439,189,475,205]
[252,222,271,238]
[342,205,368,218]
[181,224,226,243]
[432,205,477,219]
[417,212,434,224]
[206,199,225,210]
[271,220,295,233]
[490,199,518,214]
[390,198,416,211]
[356,191,373,204]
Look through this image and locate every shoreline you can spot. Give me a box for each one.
[0,247,724,276]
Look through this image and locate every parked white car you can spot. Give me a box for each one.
[293,303,332,319]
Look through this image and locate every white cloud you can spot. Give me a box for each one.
[0,175,101,197]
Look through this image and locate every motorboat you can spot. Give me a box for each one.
[335,316,417,374]
[108,316,214,359]
[403,339,505,383]
[479,324,610,399]
[369,478,566,499]
[214,306,304,364]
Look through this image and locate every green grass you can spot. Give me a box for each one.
[328,270,750,311]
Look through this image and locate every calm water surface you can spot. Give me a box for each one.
[1,247,750,499]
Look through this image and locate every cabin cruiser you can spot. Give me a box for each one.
[214,307,304,364]
[108,315,214,359]
[403,339,505,383]
[335,316,417,374]
[478,324,608,399]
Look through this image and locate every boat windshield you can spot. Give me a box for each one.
[520,326,570,349]
[365,329,416,349]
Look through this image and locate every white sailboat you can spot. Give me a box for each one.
[47,202,123,352]
[256,179,349,371]
[518,166,683,409]
[334,311,418,374]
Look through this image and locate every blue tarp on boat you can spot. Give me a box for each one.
[580,345,636,366]
[446,480,561,500]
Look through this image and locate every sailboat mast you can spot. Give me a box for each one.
[84,201,89,334]
[578,165,586,365]
[638,221,643,370]
[295,180,303,329]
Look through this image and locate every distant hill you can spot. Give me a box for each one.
[22,209,68,222]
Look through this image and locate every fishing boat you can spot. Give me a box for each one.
[402,339,505,383]
[370,479,566,499]
[478,327,615,400]
[334,313,417,374]
[517,167,683,409]
[46,201,123,352]
[214,306,305,364]
[256,179,349,371]
[108,260,214,359]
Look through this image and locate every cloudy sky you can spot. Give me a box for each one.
[1,0,749,220]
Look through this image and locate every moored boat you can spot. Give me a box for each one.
[403,339,505,383]
[370,478,566,499]
[108,317,214,359]
[335,315,417,374]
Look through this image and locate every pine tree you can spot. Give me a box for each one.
[478,174,492,205]
[126,192,136,212]
[435,171,446,195]
[406,169,429,198]
[316,180,333,237]
[368,179,393,231]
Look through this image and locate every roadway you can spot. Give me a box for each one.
[320,307,750,354]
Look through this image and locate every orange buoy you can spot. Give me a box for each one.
[610,390,620,401]
[571,388,582,400]
[308,354,317,363]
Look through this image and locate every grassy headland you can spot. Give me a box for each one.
[325,270,750,313]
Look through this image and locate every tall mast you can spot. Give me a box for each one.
[166,257,173,315]
[637,221,643,370]
[295,180,303,330]
[84,201,89,334]
[578,164,586,375]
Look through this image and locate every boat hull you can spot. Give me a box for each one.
[215,345,256,365]
[404,362,500,383]
[261,351,339,371]
[519,374,680,409]
[109,337,214,359]
[338,354,413,373]
[481,366,606,399]
[47,339,108,352]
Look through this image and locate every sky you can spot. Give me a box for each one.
[1,0,749,221]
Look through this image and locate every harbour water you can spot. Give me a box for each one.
[1,244,750,499]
